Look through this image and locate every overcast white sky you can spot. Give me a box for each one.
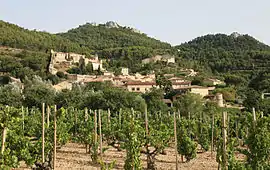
[1,0,270,45]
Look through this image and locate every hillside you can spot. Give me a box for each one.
[0,20,175,82]
[0,20,92,54]
[175,33,270,74]
[57,22,171,50]
[0,20,172,58]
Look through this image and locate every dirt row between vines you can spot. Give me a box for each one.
[17,142,218,170]
[55,143,217,170]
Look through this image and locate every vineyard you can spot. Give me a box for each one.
[0,103,270,169]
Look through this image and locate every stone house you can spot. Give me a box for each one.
[53,81,72,91]
[112,77,127,87]
[125,81,156,93]
[203,78,225,86]
[142,58,151,64]
[190,86,210,97]
[121,68,129,76]
[161,54,175,63]
[171,81,191,89]
[69,53,85,63]
[50,50,104,74]
[142,55,175,64]
[85,55,103,71]
[51,50,85,64]
[171,86,215,102]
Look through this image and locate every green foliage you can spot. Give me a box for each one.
[46,74,60,85]
[243,89,260,107]
[99,159,116,170]
[174,93,204,117]
[176,33,270,103]
[123,111,143,170]
[56,108,72,146]
[58,23,171,50]
[0,49,50,80]
[214,87,236,102]
[56,71,65,79]
[0,76,11,85]
[23,76,56,108]
[0,84,23,107]
[224,74,246,87]
[249,70,270,92]
[142,88,169,113]
[156,74,172,93]
[56,82,146,112]
[0,20,91,53]
[198,122,210,151]
[244,117,270,169]
[176,34,270,75]
[191,76,204,86]
[177,118,197,161]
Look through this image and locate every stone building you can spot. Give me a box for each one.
[121,68,129,76]
[125,81,156,93]
[49,50,104,74]
[203,78,225,86]
[142,55,175,64]
[172,81,191,89]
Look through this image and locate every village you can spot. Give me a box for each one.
[49,49,226,107]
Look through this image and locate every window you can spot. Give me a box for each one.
[137,88,140,91]
[132,88,135,91]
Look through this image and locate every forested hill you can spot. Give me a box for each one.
[0,20,171,53]
[57,22,171,50]
[175,33,270,73]
[177,33,270,51]
[0,20,92,54]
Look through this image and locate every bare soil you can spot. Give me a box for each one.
[54,143,218,170]
[16,142,218,169]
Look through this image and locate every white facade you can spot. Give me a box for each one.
[167,57,175,63]
[190,87,209,97]
[121,68,129,75]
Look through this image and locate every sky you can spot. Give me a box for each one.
[1,0,270,45]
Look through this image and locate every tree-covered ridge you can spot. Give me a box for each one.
[175,33,270,73]
[177,33,270,51]
[0,20,92,54]
[57,23,171,50]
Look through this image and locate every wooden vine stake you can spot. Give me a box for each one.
[108,108,111,128]
[211,112,214,157]
[173,112,178,170]
[119,108,122,128]
[236,119,239,144]
[84,107,88,153]
[252,107,256,128]
[75,108,77,137]
[227,114,230,141]
[98,110,103,159]
[1,106,8,155]
[188,111,191,137]
[222,111,228,169]
[42,103,45,164]
[47,105,50,127]
[144,105,149,136]
[1,126,7,155]
[22,106,24,131]
[94,110,97,144]
[53,105,57,170]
